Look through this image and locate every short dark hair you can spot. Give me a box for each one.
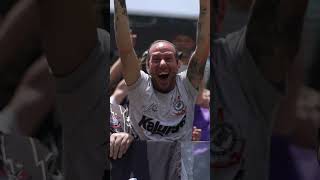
[146,40,182,61]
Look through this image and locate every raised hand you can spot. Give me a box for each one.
[114,0,140,86]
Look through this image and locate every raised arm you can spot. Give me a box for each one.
[5,56,55,136]
[0,0,41,71]
[246,0,308,84]
[187,0,210,90]
[38,0,97,76]
[114,0,140,86]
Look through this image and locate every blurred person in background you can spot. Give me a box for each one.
[220,1,320,180]
[37,0,109,178]
[212,0,309,180]
[269,0,320,179]
[0,0,60,153]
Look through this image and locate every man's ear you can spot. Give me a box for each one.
[177,51,183,69]
[146,59,151,74]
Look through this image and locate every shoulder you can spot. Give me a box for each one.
[214,27,247,58]
[213,27,248,70]
[97,28,110,54]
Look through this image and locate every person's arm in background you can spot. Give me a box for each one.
[306,36,320,92]
[0,0,55,137]
[110,79,128,105]
[187,0,210,90]
[293,37,320,149]
[110,58,123,89]
[38,0,97,76]
[246,0,308,85]
[113,0,140,86]
[246,0,310,147]
[3,56,55,136]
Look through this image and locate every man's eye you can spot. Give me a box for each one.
[152,59,160,63]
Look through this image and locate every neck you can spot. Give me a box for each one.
[151,79,176,93]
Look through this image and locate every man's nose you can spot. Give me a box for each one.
[159,59,167,66]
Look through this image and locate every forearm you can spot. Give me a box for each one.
[7,56,55,136]
[109,59,123,94]
[246,0,308,82]
[187,0,210,90]
[194,0,210,61]
[114,0,134,55]
[38,0,97,76]
[248,0,307,52]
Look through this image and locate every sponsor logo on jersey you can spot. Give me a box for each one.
[138,115,186,136]
[143,103,158,114]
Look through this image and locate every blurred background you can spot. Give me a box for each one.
[218,0,320,179]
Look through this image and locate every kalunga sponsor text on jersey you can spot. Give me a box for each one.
[138,115,186,136]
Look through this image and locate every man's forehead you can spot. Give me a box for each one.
[149,41,176,52]
[150,51,174,56]
[155,42,166,48]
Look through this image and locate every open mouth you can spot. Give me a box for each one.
[158,73,169,80]
[159,74,169,79]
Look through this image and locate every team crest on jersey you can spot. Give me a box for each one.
[111,115,121,129]
[212,108,246,168]
[173,97,186,115]
[174,100,184,111]
[110,111,122,129]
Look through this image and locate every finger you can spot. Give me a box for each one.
[194,131,201,141]
[192,132,197,140]
[196,129,202,135]
[196,132,201,138]
[124,136,133,154]
[118,136,128,158]
[110,134,116,158]
[113,135,124,160]
[194,132,199,137]
[193,136,197,141]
